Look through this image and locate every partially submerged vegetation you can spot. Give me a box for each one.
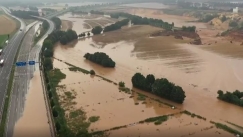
[84,52,116,68]
[132,73,186,104]
[181,110,206,120]
[217,90,243,107]
[110,12,174,30]
[210,121,243,137]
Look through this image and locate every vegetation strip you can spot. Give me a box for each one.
[0,23,35,136]
[210,121,243,136]
[91,112,183,136]
[217,90,243,107]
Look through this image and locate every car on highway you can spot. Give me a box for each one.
[0,49,2,55]
[0,59,4,66]
[20,29,22,31]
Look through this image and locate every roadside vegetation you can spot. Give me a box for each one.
[0,35,8,48]
[10,10,39,19]
[41,16,92,137]
[217,90,243,107]
[34,20,49,43]
[132,73,186,103]
[84,52,116,68]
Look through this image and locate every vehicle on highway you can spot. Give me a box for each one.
[20,29,22,31]
[0,59,4,66]
[0,49,2,55]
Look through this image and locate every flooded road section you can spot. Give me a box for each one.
[13,71,51,137]
[53,13,243,133]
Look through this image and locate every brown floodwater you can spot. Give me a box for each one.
[53,60,180,132]
[53,13,243,132]
[13,71,51,137]
[108,114,234,137]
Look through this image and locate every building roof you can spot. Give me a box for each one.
[241,97,243,100]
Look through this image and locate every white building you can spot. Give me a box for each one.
[233,7,238,13]
[38,9,43,16]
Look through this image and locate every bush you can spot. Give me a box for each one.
[131,73,186,104]
[55,122,61,131]
[52,108,58,117]
[90,70,95,75]
[89,116,100,122]
[84,52,116,68]
[119,81,125,87]
[229,21,238,28]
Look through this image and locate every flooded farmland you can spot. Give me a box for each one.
[53,7,243,136]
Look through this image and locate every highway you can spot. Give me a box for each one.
[0,7,26,125]
[5,16,55,137]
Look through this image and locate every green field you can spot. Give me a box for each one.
[0,35,8,49]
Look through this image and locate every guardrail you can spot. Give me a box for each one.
[39,52,57,137]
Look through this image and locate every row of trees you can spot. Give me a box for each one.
[10,10,39,19]
[84,52,116,68]
[182,26,196,32]
[131,73,186,104]
[51,17,62,30]
[103,19,129,32]
[217,90,243,107]
[110,12,174,30]
[42,29,78,69]
[90,10,104,15]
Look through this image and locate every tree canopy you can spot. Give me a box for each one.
[91,26,103,35]
[42,20,49,30]
[103,19,129,32]
[110,12,173,30]
[51,17,62,30]
[132,73,186,104]
[84,52,116,68]
[217,90,243,107]
[182,26,196,32]
[10,9,39,19]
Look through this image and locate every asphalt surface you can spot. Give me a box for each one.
[5,16,55,137]
[0,7,26,124]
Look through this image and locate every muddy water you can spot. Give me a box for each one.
[13,71,51,137]
[53,60,179,132]
[108,114,234,137]
[54,36,243,128]
[128,8,207,28]
[122,2,169,9]
[53,13,243,130]
[58,13,92,34]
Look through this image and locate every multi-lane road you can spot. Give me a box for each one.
[0,7,59,137]
[0,7,26,124]
[5,15,55,137]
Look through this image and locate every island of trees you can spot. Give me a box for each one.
[110,12,174,30]
[217,90,243,107]
[84,52,116,68]
[51,17,62,30]
[132,73,186,104]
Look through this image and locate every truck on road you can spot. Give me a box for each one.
[0,59,4,66]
